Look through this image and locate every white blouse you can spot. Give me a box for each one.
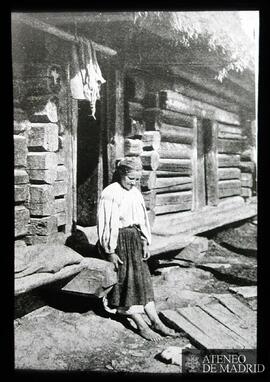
[97,182,151,254]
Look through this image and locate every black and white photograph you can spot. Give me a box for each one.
[12,10,262,375]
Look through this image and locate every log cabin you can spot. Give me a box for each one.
[13,12,257,262]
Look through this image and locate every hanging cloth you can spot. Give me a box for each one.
[70,37,106,119]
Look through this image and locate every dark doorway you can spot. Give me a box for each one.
[77,100,101,226]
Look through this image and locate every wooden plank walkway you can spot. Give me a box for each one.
[160,294,257,349]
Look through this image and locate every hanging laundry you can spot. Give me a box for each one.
[70,37,106,119]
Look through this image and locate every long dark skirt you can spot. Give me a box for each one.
[107,226,155,310]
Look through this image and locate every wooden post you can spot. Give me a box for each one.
[191,117,197,211]
[196,119,206,209]
[205,120,219,206]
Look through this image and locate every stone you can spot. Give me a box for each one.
[15,206,30,237]
[14,169,29,184]
[56,165,67,181]
[27,123,59,152]
[14,135,27,167]
[15,240,27,248]
[28,169,57,184]
[192,236,209,253]
[28,216,58,236]
[54,198,66,213]
[14,185,29,203]
[27,152,57,170]
[53,181,67,197]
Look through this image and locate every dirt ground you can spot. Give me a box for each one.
[14,220,257,373]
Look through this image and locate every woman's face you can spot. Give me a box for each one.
[120,170,141,191]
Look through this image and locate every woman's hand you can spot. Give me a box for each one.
[108,253,123,271]
[142,240,151,261]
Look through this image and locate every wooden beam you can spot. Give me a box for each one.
[124,138,143,156]
[142,131,161,151]
[158,158,192,174]
[218,154,240,168]
[218,168,241,180]
[141,171,157,191]
[218,139,242,154]
[196,118,206,208]
[155,177,192,193]
[12,13,117,56]
[141,151,160,170]
[205,120,219,206]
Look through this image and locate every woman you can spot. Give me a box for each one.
[97,157,177,341]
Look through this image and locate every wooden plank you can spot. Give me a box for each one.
[218,154,240,168]
[218,168,241,180]
[160,124,194,144]
[12,13,117,56]
[160,309,216,349]
[159,142,192,159]
[214,294,256,322]
[141,151,160,170]
[155,183,192,193]
[229,286,257,299]
[204,121,219,206]
[199,303,255,348]
[158,158,192,174]
[156,170,191,177]
[218,139,242,154]
[177,306,244,348]
[151,197,255,236]
[140,171,157,191]
[218,180,241,198]
[159,94,194,116]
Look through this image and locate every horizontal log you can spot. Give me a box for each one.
[124,138,143,156]
[158,159,192,174]
[218,180,241,198]
[155,177,192,193]
[142,190,156,210]
[218,123,242,135]
[241,187,252,198]
[218,132,242,140]
[156,170,190,177]
[14,184,29,203]
[241,173,253,188]
[155,202,192,215]
[241,149,253,161]
[218,168,241,180]
[159,123,193,144]
[160,90,240,125]
[156,191,192,206]
[140,171,157,191]
[27,152,58,169]
[141,151,160,170]
[160,109,194,127]
[159,142,192,159]
[28,216,58,236]
[218,154,240,168]
[127,101,143,120]
[217,139,242,154]
[14,119,31,135]
[142,131,161,151]
[239,161,255,173]
[14,136,27,167]
[14,169,29,184]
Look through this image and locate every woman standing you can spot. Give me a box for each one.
[97,157,177,341]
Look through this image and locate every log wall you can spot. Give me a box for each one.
[13,29,72,246]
